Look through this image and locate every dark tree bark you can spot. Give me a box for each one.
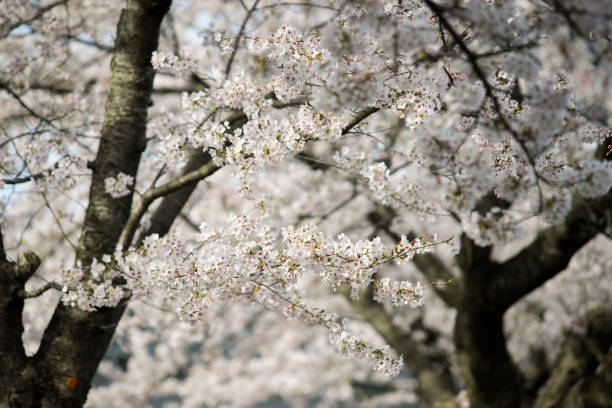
[0,232,40,408]
[0,1,171,406]
[453,234,525,408]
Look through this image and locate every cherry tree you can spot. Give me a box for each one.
[1,0,611,407]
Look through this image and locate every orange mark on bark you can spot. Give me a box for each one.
[66,376,78,388]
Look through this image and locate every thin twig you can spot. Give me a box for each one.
[1,0,67,38]
[297,189,358,223]
[2,156,69,185]
[225,0,261,80]
[423,0,534,166]
[5,130,78,250]
[0,83,59,129]
[255,2,338,11]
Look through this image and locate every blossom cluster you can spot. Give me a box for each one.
[88,212,445,374]
[104,172,134,198]
[328,319,403,376]
[283,222,439,299]
[374,278,423,308]
[151,51,197,78]
[60,256,126,312]
[280,299,403,376]
[145,2,612,237]
[5,0,612,403]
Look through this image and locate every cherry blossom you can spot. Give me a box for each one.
[1,0,611,406]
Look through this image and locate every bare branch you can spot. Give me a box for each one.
[18,281,63,299]
[473,42,538,59]
[296,189,358,223]
[490,192,612,312]
[1,156,69,185]
[64,36,114,52]
[343,107,379,134]
[0,82,59,128]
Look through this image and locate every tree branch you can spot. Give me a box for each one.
[135,97,333,245]
[119,159,220,248]
[490,192,612,312]
[134,112,248,245]
[1,156,69,185]
[343,107,379,134]
[384,226,458,307]
[0,82,59,128]
[18,281,64,299]
[255,2,339,11]
[1,0,68,38]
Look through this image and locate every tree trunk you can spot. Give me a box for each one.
[0,1,171,406]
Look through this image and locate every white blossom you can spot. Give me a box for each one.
[104,172,134,198]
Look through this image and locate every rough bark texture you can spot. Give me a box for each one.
[0,1,171,407]
[0,236,40,408]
